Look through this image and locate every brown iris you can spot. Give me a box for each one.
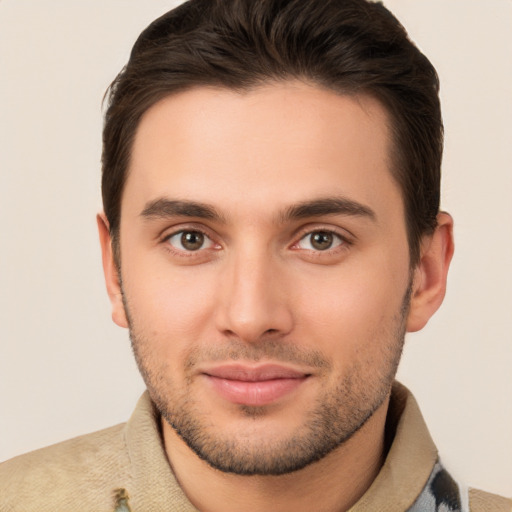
[310,231,335,250]
[181,231,205,251]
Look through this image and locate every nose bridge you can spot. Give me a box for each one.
[216,239,292,341]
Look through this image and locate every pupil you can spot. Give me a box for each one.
[312,232,333,250]
[182,231,204,250]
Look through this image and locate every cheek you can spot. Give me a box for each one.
[294,258,408,355]
[122,260,219,348]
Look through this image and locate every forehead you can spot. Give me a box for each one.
[123,81,401,222]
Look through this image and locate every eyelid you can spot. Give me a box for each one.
[167,230,215,250]
[160,222,217,241]
[160,224,222,253]
[290,224,354,249]
[296,231,345,251]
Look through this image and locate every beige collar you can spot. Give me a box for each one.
[349,381,438,511]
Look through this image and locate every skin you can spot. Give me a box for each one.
[98,81,453,512]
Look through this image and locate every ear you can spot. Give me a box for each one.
[97,213,129,328]
[406,212,454,332]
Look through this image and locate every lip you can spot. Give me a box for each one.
[202,364,310,406]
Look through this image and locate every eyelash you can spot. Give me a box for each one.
[291,227,352,255]
[159,226,353,259]
[161,227,218,257]
[293,229,348,249]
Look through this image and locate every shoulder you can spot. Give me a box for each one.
[0,423,130,512]
[469,488,512,512]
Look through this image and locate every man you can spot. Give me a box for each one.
[0,0,510,510]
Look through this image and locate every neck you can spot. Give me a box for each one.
[161,396,390,512]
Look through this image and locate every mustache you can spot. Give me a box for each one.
[183,337,331,370]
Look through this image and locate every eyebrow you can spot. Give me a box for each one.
[140,198,225,222]
[279,197,377,223]
[140,196,376,224]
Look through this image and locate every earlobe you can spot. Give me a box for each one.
[406,212,454,333]
[96,213,129,329]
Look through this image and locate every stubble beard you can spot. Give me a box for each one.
[124,285,410,476]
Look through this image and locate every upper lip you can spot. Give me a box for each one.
[202,364,310,382]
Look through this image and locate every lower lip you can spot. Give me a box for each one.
[205,375,307,406]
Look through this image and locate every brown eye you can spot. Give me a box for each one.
[167,230,214,252]
[297,231,344,251]
[311,232,334,250]
[181,231,204,251]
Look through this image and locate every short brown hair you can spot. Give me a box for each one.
[102,0,442,265]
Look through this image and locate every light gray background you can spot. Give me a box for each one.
[1,0,511,497]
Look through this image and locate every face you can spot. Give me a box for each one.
[113,82,414,475]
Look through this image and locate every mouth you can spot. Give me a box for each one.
[202,364,311,407]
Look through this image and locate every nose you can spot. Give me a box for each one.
[214,247,294,343]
